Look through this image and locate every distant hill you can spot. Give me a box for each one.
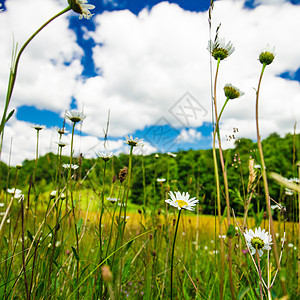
[1,132,299,220]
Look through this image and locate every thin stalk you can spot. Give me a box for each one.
[0,6,71,137]
[170,209,181,300]
[298,163,300,293]
[215,97,236,299]
[0,6,71,139]
[212,57,224,300]
[20,196,29,300]
[256,250,264,300]
[255,63,286,294]
[92,160,107,299]
[122,145,134,238]
[68,122,80,300]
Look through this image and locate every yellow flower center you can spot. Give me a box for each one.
[175,200,188,208]
[251,237,265,250]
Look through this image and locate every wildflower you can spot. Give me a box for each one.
[259,45,275,65]
[65,110,86,123]
[288,177,300,183]
[157,178,166,183]
[57,141,68,148]
[50,190,57,199]
[165,191,199,211]
[224,84,244,100]
[155,154,160,159]
[119,166,128,183]
[7,188,23,199]
[288,243,294,248]
[208,37,235,61]
[107,197,118,203]
[244,227,272,257]
[68,0,95,19]
[254,164,261,169]
[285,188,294,196]
[271,203,285,211]
[98,151,114,162]
[62,163,79,170]
[218,235,226,239]
[101,265,113,282]
[16,164,23,169]
[32,124,45,131]
[0,203,4,207]
[57,128,68,135]
[167,152,177,158]
[50,190,65,200]
[124,135,143,147]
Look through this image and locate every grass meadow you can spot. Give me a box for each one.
[0,0,300,299]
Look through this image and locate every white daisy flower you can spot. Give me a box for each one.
[244,227,272,257]
[223,84,244,100]
[165,191,199,211]
[207,37,235,61]
[98,151,114,162]
[285,188,294,196]
[7,188,23,200]
[62,163,79,170]
[259,45,275,65]
[32,124,45,131]
[7,188,22,195]
[68,0,95,20]
[65,110,86,123]
[167,152,177,158]
[124,135,143,147]
[157,178,166,183]
[107,197,118,203]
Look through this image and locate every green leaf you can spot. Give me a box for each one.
[121,258,132,283]
[227,224,236,239]
[27,230,34,243]
[237,287,250,299]
[5,109,15,124]
[77,218,83,235]
[71,246,80,261]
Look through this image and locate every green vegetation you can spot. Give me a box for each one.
[2,132,299,220]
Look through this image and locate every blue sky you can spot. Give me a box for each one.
[0,0,299,165]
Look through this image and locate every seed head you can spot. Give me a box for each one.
[119,166,128,183]
[224,84,244,100]
[259,45,275,65]
[208,37,235,61]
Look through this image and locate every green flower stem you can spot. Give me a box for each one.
[0,6,71,137]
[212,57,225,300]
[298,163,300,293]
[123,145,134,235]
[32,129,40,231]
[215,97,236,299]
[105,187,122,259]
[68,121,80,300]
[255,250,264,300]
[96,160,107,299]
[170,209,181,300]
[255,63,286,294]
[142,152,147,213]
